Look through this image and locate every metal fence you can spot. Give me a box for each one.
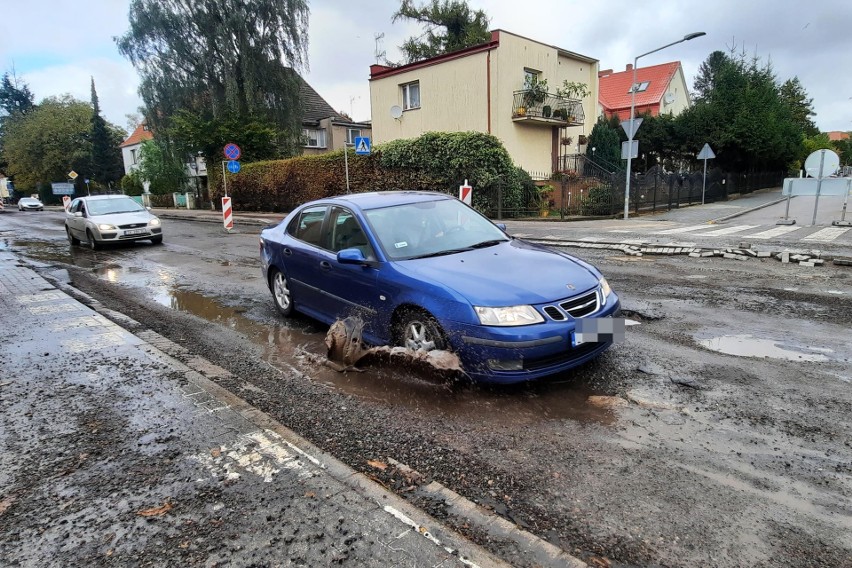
[478,166,785,220]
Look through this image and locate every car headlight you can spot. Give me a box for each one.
[98,224,117,231]
[599,277,612,302]
[474,305,544,326]
[149,217,161,227]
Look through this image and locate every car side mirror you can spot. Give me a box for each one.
[337,248,370,265]
[73,211,83,218]
[495,223,507,231]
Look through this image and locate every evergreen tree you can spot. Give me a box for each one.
[89,78,125,187]
[692,50,728,103]
[392,0,491,64]
[779,77,819,138]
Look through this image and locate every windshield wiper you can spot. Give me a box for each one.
[408,248,473,259]
[469,239,506,249]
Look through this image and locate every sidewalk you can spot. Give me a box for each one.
[0,249,519,567]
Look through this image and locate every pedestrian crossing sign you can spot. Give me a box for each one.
[354,136,371,155]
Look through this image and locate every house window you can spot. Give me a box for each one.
[346,128,362,144]
[523,69,541,89]
[401,81,420,110]
[303,128,327,148]
[628,81,650,93]
[130,148,138,165]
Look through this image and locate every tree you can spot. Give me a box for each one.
[135,139,187,194]
[692,50,728,103]
[2,95,93,192]
[116,0,310,161]
[779,77,819,138]
[679,50,804,172]
[392,0,490,64]
[585,117,623,171]
[89,78,126,188]
[0,71,35,117]
[0,71,37,173]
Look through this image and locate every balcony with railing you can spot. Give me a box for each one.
[511,90,585,126]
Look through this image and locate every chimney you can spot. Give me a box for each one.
[626,64,633,72]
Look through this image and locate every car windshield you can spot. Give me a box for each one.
[87,198,145,216]
[364,198,508,260]
[22,198,39,204]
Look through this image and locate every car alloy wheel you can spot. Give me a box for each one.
[397,309,447,352]
[271,270,293,316]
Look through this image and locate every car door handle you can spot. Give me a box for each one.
[319,261,332,271]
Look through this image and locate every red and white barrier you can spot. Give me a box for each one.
[222,196,233,231]
[62,195,71,212]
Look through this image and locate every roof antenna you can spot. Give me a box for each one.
[374,32,386,64]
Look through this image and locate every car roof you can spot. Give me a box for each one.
[76,195,135,201]
[326,191,452,211]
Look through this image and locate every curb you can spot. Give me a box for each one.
[525,237,848,268]
[708,196,791,224]
[35,262,588,568]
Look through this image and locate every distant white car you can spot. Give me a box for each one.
[65,195,163,249]
[18,197,44,211]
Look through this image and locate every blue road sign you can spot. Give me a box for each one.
[227,160,241,174]
[354,136,371,155]
[223,143,242,160]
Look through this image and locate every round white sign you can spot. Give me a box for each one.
[804,149,840,179]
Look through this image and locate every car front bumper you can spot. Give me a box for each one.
[450,294,622,384]
[96,227,162,241]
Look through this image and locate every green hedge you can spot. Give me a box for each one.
[211,131,522,214]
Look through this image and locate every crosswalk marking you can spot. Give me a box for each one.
[745,226,802,239]
[652,224,713,235]
[802,227,850,242]
[692,225,760,237]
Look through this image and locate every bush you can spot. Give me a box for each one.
[580,185,615,216]
[212,131,523,214]
[120,172,145,196]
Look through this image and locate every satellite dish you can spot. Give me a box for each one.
[390,105,403,120]
[663,93,675,105]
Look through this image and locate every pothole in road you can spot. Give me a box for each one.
[696,334,832,362]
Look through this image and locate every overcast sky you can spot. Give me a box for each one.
[2,0,849,135]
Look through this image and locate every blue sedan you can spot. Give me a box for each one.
[260,191,621,384]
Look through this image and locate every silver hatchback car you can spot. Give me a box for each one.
[65,195,163,249]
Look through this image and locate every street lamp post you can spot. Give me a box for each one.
[624,31,706,220]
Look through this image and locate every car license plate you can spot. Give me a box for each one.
[125,228,148,235]
[571,332,586,347]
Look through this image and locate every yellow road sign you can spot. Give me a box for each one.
[68,170,78,180]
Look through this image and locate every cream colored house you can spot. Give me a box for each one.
[369,30,599,177]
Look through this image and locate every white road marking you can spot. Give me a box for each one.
[745,226,802,239]
[802,227,850,242]
[692,225,760,237]
[652,224,713,235]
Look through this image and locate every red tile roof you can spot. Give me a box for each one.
[120,122,154,148]
[599,61,682,119]
[827,131,850,141]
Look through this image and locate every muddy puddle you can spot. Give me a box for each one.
[697,333,832,362]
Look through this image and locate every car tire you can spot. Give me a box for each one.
[66,227,80,246]
[151,235,163,245]
[270,269,294,317]
[395,308,448,352]
[86,230,101,251]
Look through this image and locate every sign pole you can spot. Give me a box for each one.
[701,158,708,205]
[811,150,826,226]
[344,143,350,193]
[221,161,228,197]
[833,178,851,226]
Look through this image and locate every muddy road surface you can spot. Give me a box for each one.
[2,211,851,567]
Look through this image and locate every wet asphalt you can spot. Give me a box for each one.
[0,248,529,567]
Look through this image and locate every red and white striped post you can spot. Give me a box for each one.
[222,196,233,232]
